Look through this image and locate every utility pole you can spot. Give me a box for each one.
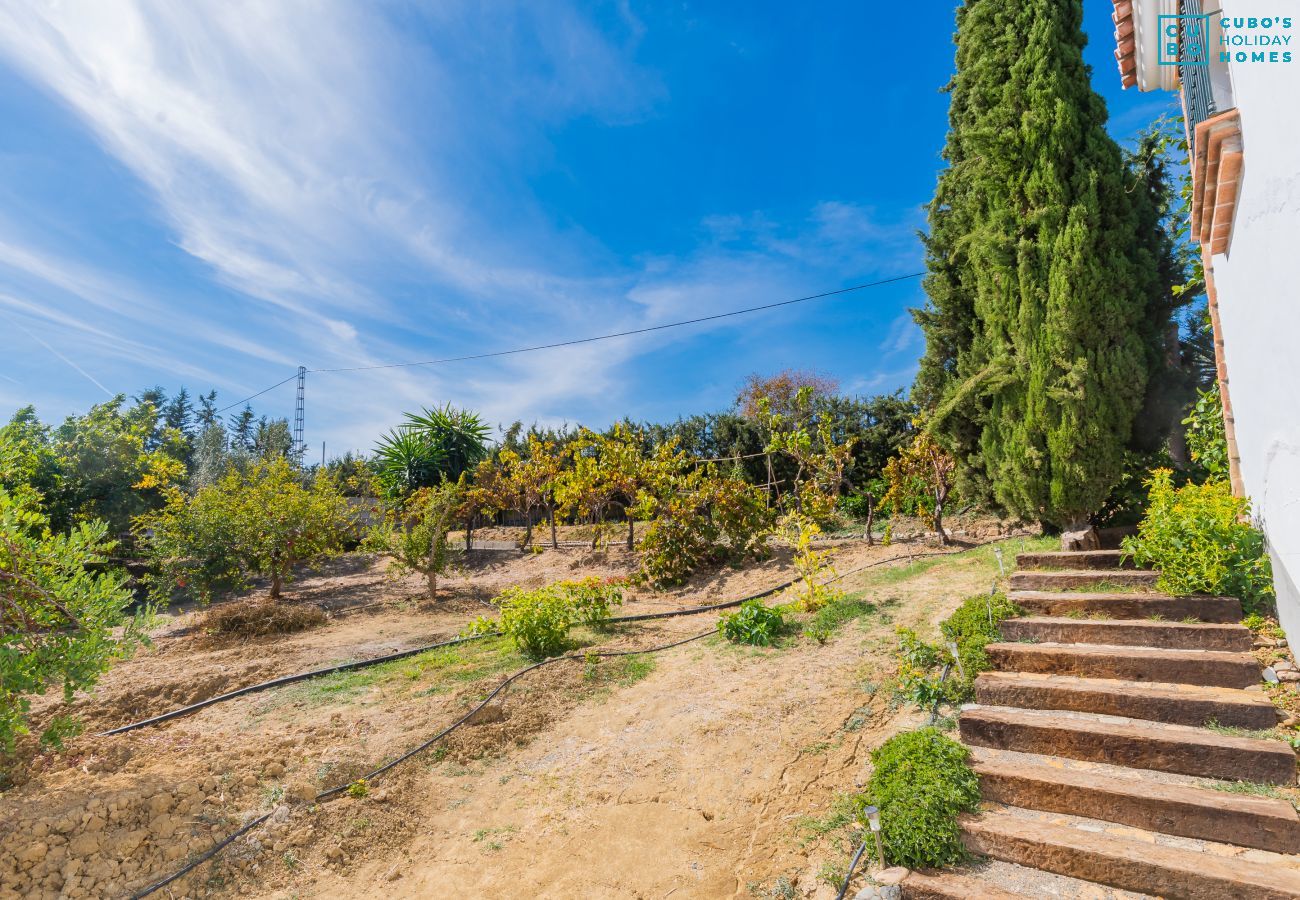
[293,365,306,463]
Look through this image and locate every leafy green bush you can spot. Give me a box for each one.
[857,728,980,869]
[496,586,576,659]
[556,577,624,626]
[718,600,786,646]
[940,592,1024,699]
[1183,387,1229,479]
[138,457,353,602]
[1,488,146,751]
[1123,469,1273,614]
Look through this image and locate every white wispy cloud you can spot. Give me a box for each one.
[0,1,918,449]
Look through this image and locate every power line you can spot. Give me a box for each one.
[310,272,925,374]
[214,372,299,415]
[212,271,925,415]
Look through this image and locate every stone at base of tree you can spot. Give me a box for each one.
[1061,526,1101,552]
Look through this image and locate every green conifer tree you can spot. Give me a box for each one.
[913,0,1163,531]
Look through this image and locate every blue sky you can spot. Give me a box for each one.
[0,1,1175,455]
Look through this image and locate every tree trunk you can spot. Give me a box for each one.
[522,514,533,551]
[270,570,282,600]
[626,516,635,551]
[865,493,875,546]
[427,569,438,600]
[465,519,473,552]
[548,505,558,549]
[933,492,950,546]
[1061,517,1101,551]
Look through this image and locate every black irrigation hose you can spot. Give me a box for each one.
[129,629,715,899]
[835,838,871,900]
[101,536,1022,737]
[97,633,493,736]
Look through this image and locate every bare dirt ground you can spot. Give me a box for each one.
[0,519,1040,900]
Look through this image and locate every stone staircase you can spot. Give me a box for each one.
[916,549,1300,899]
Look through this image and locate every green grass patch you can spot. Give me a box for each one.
[271,637,528,710]
[1201,778,1299,809]
[802,595,877,642]
[1205,720,1286,742]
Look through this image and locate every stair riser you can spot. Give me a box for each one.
[987,646,1261,689]
[959,716,1296,783]
[999,618,1253,651]
[961,821,1294,900]
[1015,550,1134,570]
[975,767,1300,855]
[974,679,1277,729]
[1010,571,1159,591]
[1011,594,1243,623]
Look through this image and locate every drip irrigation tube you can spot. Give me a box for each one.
[835,838,871,900]
[100,536,1021,737]
[128,628,715,899]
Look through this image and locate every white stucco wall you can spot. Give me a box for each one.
[1205,0,1300,635]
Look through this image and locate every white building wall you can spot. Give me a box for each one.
[1206,0,1300,633]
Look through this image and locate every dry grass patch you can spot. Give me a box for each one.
[202,599,327,637]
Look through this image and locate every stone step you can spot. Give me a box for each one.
[1016,550,1134,570]
[975,671,1278,729]
[999,616,1253,651]
[986,642,1262,688]
[902,870,1035,899]
[958,705,1296,783]
[1010,569,1159,592]
[972,749,1300,854]
[961,810,1300,900]
[1010,590,1242,623]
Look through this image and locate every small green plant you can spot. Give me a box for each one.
[856,728,980,869]
[1183,386,1229,479]
[460,615,498,638]
[345,779,368,799]
[894,592,1023,707]
[1243,613,1286,639]
[557,576,624,626]
[719,600,787,646]
[497,586,576,659]
[582,650,601,681]
[1123,469,1273,615]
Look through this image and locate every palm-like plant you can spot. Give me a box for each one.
[373,404,491,497]
[402,404,491,481]
[374,428,446,497]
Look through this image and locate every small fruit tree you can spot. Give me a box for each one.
[364,481,462,600]
[557,424,647,550]
[140,457,353,601]
[757,386,856,608]
[882,426,956,545]
[1,488,145,751]
[633,439,772,586]
[493,437,566,549]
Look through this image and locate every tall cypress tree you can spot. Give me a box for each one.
[913,0,1160,531]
